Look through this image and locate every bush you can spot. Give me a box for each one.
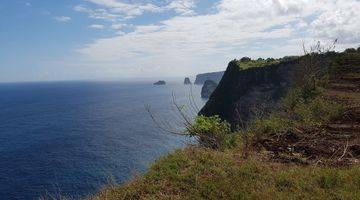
[252,85,343,137]
[240,57,251,62]
[344,48,357,53]
[282,88,303,112]
[282,56,299,62]
[187,116,235,150]
[250,114,293,136]
[282,85,322,112]
[294,97,343,127]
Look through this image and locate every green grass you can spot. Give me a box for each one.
[235,60,280,70]
[232,56,299,70]
[92,147,360,200]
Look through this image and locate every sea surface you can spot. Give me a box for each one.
[0,80,206,200]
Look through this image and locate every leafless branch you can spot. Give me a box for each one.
[338,139,349,161]
[145,104,187,135]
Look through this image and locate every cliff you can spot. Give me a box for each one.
[199,59,298,126]
[201,80,218,98]
[194,71,224,85]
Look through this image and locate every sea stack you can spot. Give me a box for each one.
[154,80,166,85]
[184,77,191,85]
[201,80,218,98]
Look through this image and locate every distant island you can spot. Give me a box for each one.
[153,80,166,85]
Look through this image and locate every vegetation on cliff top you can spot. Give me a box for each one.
[230,55,298,70]
[91,47,360,200]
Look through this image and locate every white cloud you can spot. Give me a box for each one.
[73,0,360,77]
[167,0,197,15]
[74,5,121,21]
[83,0,163,19]
[89,24,105,29]
[75,0,197,21]
[74,4,89,12]
[54,16,71,23]
[310,0,360,44]
[110,23,126,30]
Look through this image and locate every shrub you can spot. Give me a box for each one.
[253,84,342,137]
[294,97,343,127]
[282,88,303,112]
[240,57,251,62]
[250,114,293,136]
[344,48,357,53]
[187,116,235,150]
[282,85,322,112]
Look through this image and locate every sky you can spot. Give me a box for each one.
[0,0,359,82]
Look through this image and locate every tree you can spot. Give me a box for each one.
[266,58,275,62]
[240,57,251,62]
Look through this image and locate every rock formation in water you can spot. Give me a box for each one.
[194,71,224,85]
[184,77,192,85]
[153,80,166,85]
[201,80,218,99]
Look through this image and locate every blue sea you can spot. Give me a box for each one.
[0,80,206,200]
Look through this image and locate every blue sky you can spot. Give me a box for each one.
[1,0,359,82]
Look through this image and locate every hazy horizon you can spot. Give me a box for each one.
[1,0,359,82]
[0,73,210,84]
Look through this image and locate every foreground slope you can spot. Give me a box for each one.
[92,148,359,200]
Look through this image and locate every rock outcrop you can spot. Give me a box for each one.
[153,80,166,85]
[201,80,218,99]
[199,59,298,126]
[194,71,224,85]
[184,77,192,85]
[199,54,335,126]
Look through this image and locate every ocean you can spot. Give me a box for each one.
[0,80,206,200]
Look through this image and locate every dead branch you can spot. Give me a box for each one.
[338,139,349,161]
[145,104,187,135]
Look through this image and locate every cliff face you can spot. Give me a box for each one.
[194,71,224,85]
[199,59,299,126]
[201,80,218,99]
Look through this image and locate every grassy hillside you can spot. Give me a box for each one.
[91,50,360,200]
[92,148,359,200]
